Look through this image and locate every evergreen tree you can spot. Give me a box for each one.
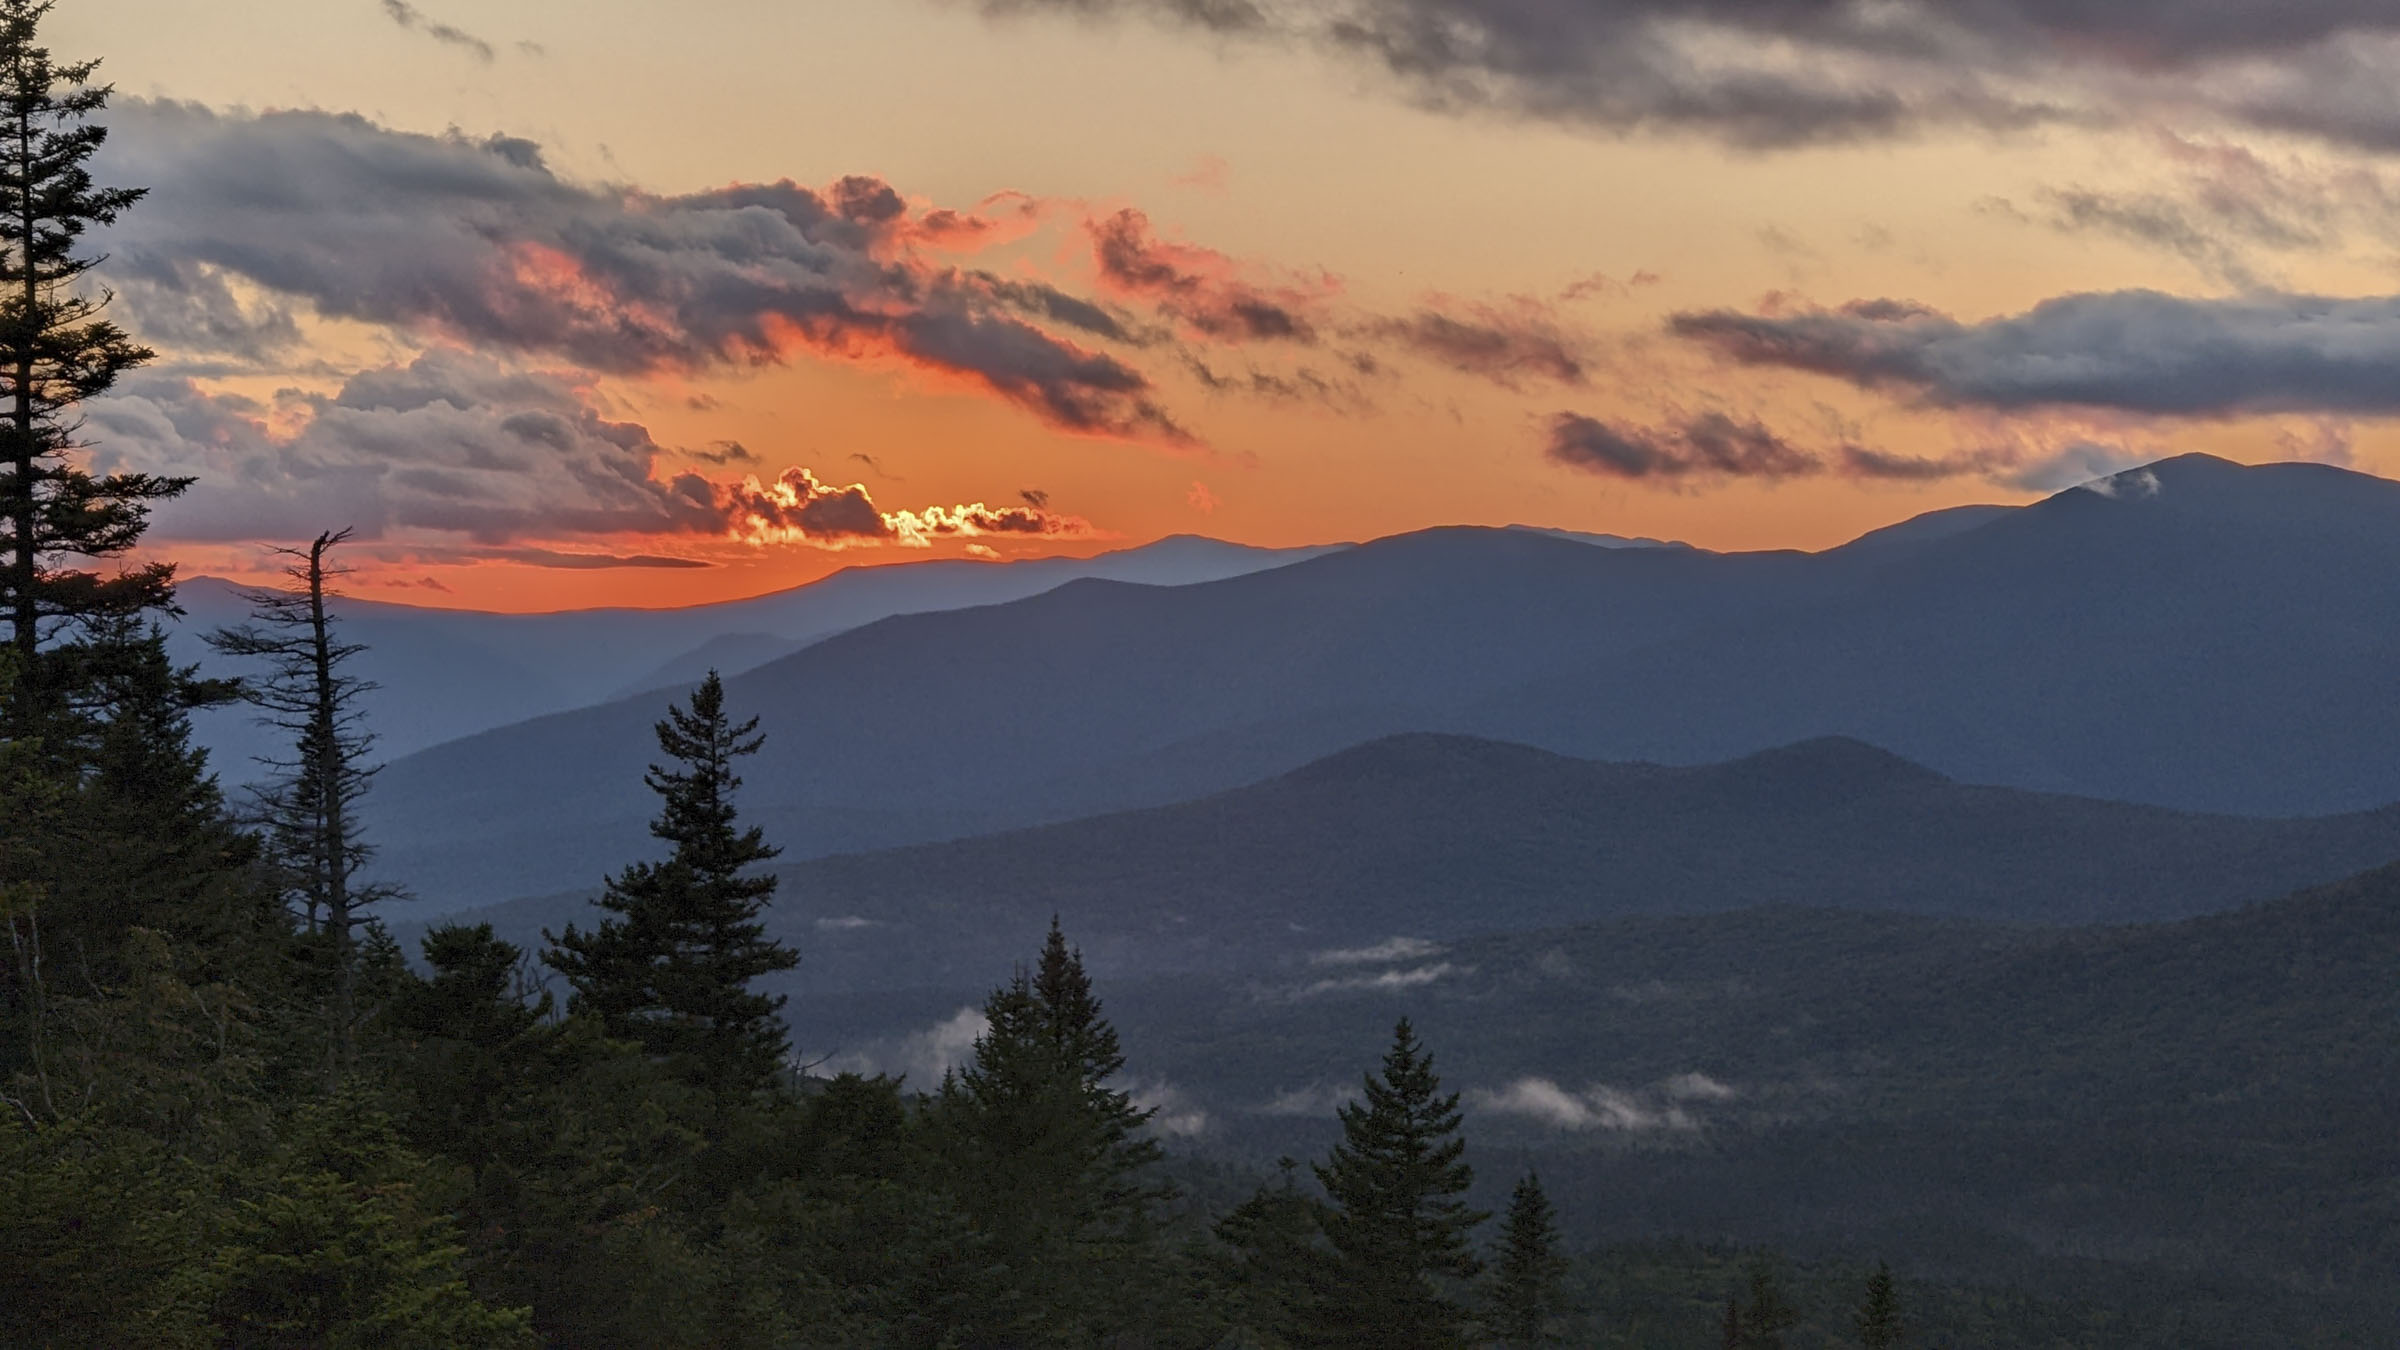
[1855,1261,1904,1350]
[934,918,1169,1345]
[1487,1169,1568,1345]
[197,1089,537,1349]
[390,924,551,1165]
[1720,1296,1741,1350]
[0,0,184,737]
[1309,1017,1488,1350]
[210,529,397,1077]
[543,671,796,1095]
[1209,1156,1329,1348]
[44,615,258,972]
[1737,1260,1799,1350]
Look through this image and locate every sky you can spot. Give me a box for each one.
[53,0,2400,609]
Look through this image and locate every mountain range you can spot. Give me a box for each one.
[367,453,2400,905]
[415,729,2400,995]
[168,533,1340,775]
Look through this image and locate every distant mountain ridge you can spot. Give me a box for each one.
[171,533,1340,774]
[369,454,2400,904]
[416,730,2400,990]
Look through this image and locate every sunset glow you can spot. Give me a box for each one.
[58,0,2400,608]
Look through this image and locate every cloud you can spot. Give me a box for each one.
[722,465,1095,549]
[379,0,495,62]
[1171,153,1232,194]
[98,101,1190,445]
[1299,961,1461,997]
[90,350,1094,552]
[1128,1079,1209,1137]
[1085,211,1582,394]
[1994,442,2157,493]
[2076,465,2162,499]
[1255,1081,1358,1117]
[1088,207,1328,343]
[824,1006,987,1086]
[1546,409,2030,487]
[1561,270,1662,303]
[1671,290,2400,417]
[1545,411,1817,482]
[1470,1073,1735,1131]
[973,0,2400,152]
[90,352,725,545]
[1311,936,1442,966]
[1364,299,1589,388]
[2000,132,2400,290]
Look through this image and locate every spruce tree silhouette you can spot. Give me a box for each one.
[0,0,184,737]
[545,671,797,1096]
[1310,1016,1489,1349]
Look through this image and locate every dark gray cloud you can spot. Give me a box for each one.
[975,0,2400,150]
[379,0,495,61]
[1545,410,2011,484]
[97,101,1190,445]
[1365,302,1588,388]
[1182,354,1364,408]
[1546,411,1818,481]
[1672,290,2400,416]
[953,270,1151,345]
[89,351,725,545]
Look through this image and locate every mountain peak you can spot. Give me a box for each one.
[1713,737,1950,794]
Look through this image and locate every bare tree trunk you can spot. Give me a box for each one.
[303,532,357,1073]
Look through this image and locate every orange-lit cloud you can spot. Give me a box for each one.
[100,102,1190,445]
[720,466,1095,549]
[1088,207,1336,344]
[91,350,1100,560]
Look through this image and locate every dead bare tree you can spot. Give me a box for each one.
[208,529,398,1076]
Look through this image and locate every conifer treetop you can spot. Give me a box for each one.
[0,0,183,685]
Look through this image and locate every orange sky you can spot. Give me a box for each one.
[58,0,2400,610]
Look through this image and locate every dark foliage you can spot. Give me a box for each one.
[0,0,181,734]
[543,671,797,1097]
[1308,1017,1488,1349]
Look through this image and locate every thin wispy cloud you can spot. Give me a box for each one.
[378,0,496,62]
